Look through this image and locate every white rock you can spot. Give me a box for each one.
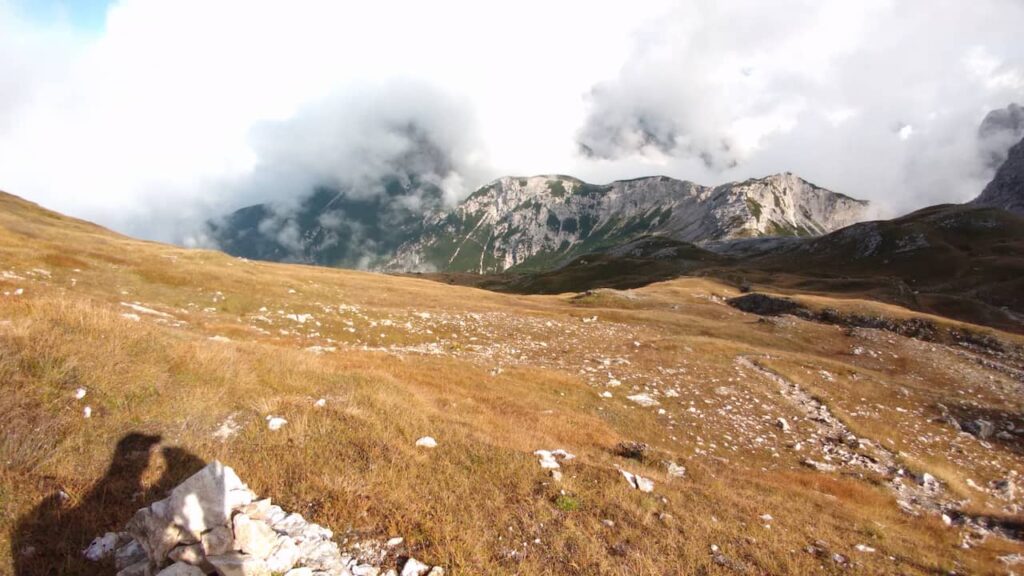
[759,514,773,522]
[415,436,438,448]
[201,525,234,556]
[156,561,206,576]
[83,532,119,561]
[386,537,405,547]
[165,461,246,538]
[207,552,271,576]
[599,391,613,398]
[666,462,687,478]
[168,543,206,566]
[401,557,431,576]
[74,387,87,400]
[620,469,654,492]
[126,506,183,562]
[115,539,146,570]
[854,544,876,553]
[265,536,299,573]
[283,569,313,576]
[233,513,279,559]
[83,406,92,418]
[626,393,659,407]
[266,416,288,431]
[314,398,326,408]
[776,418,790,432]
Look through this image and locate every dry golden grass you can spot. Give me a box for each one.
[1,191,1023,574]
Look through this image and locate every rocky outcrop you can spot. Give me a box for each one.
[86,461,442,576]
[387,173,869,273]
[973,136,1024,216]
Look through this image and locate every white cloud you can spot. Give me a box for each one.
[0,0,1022,241]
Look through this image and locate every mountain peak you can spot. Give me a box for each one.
[387,173,868,273]
[972,136,1024,215]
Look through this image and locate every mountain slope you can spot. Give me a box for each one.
[388,172,869,273]
[470,204,1024,333]
[3,190,1024,574]
[973,135,1024,215]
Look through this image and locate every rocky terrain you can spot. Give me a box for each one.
[85,462,442,576]
[2,190,1024,575]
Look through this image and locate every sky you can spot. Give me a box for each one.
[1,0,1022,243]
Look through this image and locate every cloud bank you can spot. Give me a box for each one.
[0,0,1022,242]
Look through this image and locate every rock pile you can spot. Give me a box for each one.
[88,461,443,576]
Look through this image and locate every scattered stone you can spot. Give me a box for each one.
[83,406,92,418]
[74,387,87,400]
[626,393,659,407]
[314,398,326,408]
[266,416,287,431]
[963,419,995,439]
[666,462,687,478]
[619,469,654,492]
[213,415,241,441]
[801,459,836,472]
[386,537,404,547]
[401,557,431,576]
[776,417,790,432]
[854,544,876,553]
[534,449,575,469]
[415,436,438,448]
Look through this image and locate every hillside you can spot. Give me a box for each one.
[388,172,868,273]
[3,191,1024,574]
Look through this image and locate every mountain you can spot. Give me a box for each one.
[977,103,1024,171]
[972,135,1024,215]
[211,172,867,273]
[457,203,1024,333]
[387,172,869,273]
[207,179,442,269]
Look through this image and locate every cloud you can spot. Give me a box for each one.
[0,0,1023,244]
[573,0,1024,214]
[200,81,487,267]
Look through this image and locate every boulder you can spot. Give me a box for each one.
[115,539,147,570]
[127,507,184,563]
[168,543,208,567]
[165,461,248,539]
[201,525,233,557]
[401,557,431,576]
[265,536,300,573]
[233,513,279,559]
[207,552,271,576]
[155,562,207,576]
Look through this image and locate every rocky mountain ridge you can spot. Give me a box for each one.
[973,135,1024,216]
[386,172,869,273]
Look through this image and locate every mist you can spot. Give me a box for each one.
[0,0,1023,244]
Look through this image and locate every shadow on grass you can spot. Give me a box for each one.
[11,432,206,575]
